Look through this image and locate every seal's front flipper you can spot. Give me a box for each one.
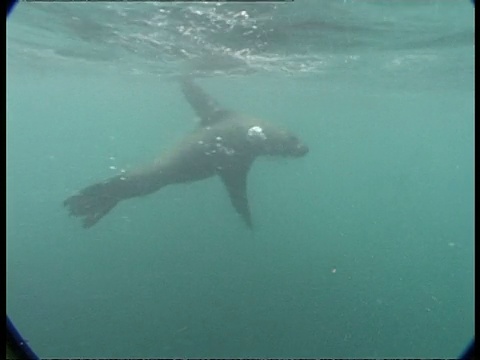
[218,164,253,229]
[180,77,234,127]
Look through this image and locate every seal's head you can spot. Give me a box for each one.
[246,124,309,158]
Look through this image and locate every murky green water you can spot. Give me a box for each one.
[7,1,474,358]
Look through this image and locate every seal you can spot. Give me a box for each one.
[64,78,309,228]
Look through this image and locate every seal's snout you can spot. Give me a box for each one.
[294,143,309,157]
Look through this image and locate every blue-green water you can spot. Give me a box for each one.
[7,1,474,358]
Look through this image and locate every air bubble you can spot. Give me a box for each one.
[247,126,267,141]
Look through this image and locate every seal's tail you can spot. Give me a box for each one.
[63,181,119,229]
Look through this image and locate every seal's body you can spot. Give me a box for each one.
[64,79,308,228]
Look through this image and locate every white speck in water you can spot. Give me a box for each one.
[109,156,116,160]
[109,166,117,170]
[216,136,222,141]
[175,326,188,334]
[119,176,127,181]
[198,140,204,145]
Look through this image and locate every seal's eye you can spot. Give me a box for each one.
[287,134,298,143]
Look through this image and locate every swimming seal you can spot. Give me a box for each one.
[63,78,309,229]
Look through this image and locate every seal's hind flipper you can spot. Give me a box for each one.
[63,181,120,228]
[180,77,234,127]
[218,163,254,229]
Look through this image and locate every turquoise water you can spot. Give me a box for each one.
[7,1,474,358]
